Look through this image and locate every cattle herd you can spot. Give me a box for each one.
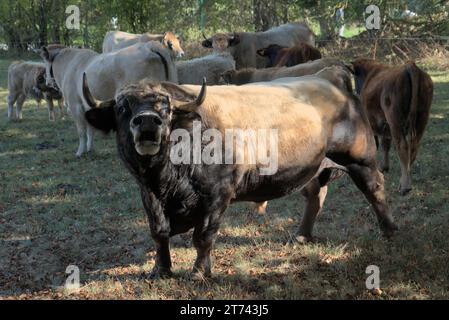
[6,22,434,279]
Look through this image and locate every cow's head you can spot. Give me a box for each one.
[202,33,240,53]
[83,73,206,157]
[219,69,236,85]
[351,58,376,95]
[162,32,185,58]
[37,44,66,89]
[257,44,286,67]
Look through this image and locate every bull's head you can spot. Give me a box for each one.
[83,73,206,156]
[202,33,240,53]
[37,44,66,90]
[162,32,185,58]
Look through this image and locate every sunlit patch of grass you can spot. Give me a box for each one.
[0,59,448,300]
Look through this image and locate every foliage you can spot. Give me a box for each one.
[0,57,448,299]
[0,0,447,53]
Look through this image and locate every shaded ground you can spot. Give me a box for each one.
[0,58,448,299]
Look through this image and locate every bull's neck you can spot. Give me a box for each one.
[118,137,175,199]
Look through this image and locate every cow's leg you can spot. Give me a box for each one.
[58,99,66,120]
[7,93,17,120]
[86,125,94,153]
[347,163,398,237]
[74,113,87,157]
[380,135,392,173]
[46,98,56,122]
[295,177,329,244]
[140,189,173,279]
[397,137,412,196]
[15,94,26,121]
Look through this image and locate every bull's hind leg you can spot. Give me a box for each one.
[293,170,333,244]
[380,135,392,173]
[347,163,398,237]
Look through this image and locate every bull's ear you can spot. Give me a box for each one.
[40,47,50,61]
[229,34,240,47]
[85,106,117,134]
[345,63,355,74]
[257,48,267,57]
[202,39,213,48]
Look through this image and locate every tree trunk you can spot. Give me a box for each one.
[38,0,48,47]
[83,0,90,48]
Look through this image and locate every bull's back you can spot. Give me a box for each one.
[103,31,140,53]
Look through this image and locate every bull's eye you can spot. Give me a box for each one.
[168,41,173,50]
[118,99,131,116]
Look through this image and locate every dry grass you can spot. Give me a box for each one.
[0,58,448,300]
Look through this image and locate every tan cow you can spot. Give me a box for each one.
[249,65,354,214]
[39,41,177,157]
[203,23,315,69]
[177,53,236,85]
[351,59,434,195]
[220,58,346,85]
[7,61,64,121]
[102,30,185,58]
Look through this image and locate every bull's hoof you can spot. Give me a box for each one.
[148,266,173,280]
[381,222,399,239]
[288,234,314,246]
[188,267,211,281]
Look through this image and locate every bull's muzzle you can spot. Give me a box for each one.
[130,112,163,156]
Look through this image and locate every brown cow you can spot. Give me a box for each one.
[351,58,433,195]
[220,58,345,85]
[257,43,322,67]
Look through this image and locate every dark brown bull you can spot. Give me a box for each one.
[257,43,322,67]
[83,74,397,279]
[351,58,434,195]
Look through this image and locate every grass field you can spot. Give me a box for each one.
[0,58,448,300]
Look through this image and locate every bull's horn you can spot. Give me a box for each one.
[82,73,101,108]
[175,78,207,112]
[202,32,209,41]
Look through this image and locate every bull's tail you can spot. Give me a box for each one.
[150,46,178,83]
[405,62,420,140]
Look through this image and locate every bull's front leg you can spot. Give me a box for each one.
[191,206,227,279]
[141,189,173,279]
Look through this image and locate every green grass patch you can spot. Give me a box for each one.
[0,59,448,300]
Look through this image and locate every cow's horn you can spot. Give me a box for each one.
[202,32,209,41]
[176,78,207,112]
[82,73,101,108]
